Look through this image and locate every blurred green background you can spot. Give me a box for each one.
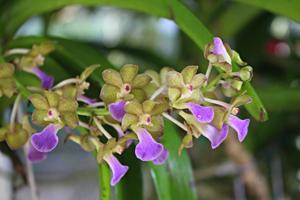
[1,0,300,200]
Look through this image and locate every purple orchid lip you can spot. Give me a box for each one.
[108,100,126,122]
[103,154,129,186]
[31,67,54,89]
[186,102,214,123]
[152,148,169,165]
[227,115,250,142]
[202,124,229,149]
[135,128,163,161]
[77,95,97,105]
[27,143,47,162]
[212,37,231,64]
[31,124,60,153]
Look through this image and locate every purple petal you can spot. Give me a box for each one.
[31,67,54,89]
[108,100,126,122]
[27,143,47,162]
[202,124,229,149]
[152,148,169,165]
[212,37,231,64]
[227,115,250,142]
[77,95,97,105]
[103,154,129,186]
[186,102,214,123]
[135,128,163,161]
[31,124,60,153]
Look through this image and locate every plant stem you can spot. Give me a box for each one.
[203,97,230,108]
[150,85,166,100]
[204,62,212,86]
[77,107,109,117]
[10,94,21,131]
[162,112,187,131]
[24,146,39,200]
[93,117,112,139]
[98,163,111,200]
[4,48,29,56]
[52,78,81,89]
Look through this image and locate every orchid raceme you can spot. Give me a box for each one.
[0,37,256,186]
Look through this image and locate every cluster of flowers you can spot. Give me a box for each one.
[0,37,253,186]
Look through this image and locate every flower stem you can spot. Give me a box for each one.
[10,94,21,131]
[52,78,81,89]
[93,117,112,139]
[24,146,39,200]
[77,107,109,117]
[150,85,166,100]
[204,62,212,86]
[162,112,187,131]
[4,48,29,56]
[88,102,105,108]
[203,97,230,108]
[98,163,111,200]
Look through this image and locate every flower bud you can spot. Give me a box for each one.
[0,128,7,142]
[6,127,30,149]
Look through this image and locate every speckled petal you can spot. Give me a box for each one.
[202,124,229,149]
[135,128,163,161]
[108,100,126,122]
[103,154,129,186]
[152,148,169,165]
[212,37,231,64]
[31,124,60,153]
[31,67,54,89]
[227,115,250,142]
[186,102,214,123]
[27,143,47,162]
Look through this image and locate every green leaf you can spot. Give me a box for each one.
[212,3,262,39]
[235,0,300,23]
[1,0,168,39]
[149,121,197,200]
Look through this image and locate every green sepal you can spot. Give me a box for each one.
[181,65,198,83]
[45,91,60,108]
[102,69,123,88]
[120,64,138,83]
[0,63,14,78]
[29,94,49,110]
[100,84,118,104]
[167,71,184,88]
[121,113,138,130]
[32,109,49,126]
[132,74,152,88]
[61,111,79,128]
[80,64,100,81]
[58,97,78,112]
[125,101,143,115]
